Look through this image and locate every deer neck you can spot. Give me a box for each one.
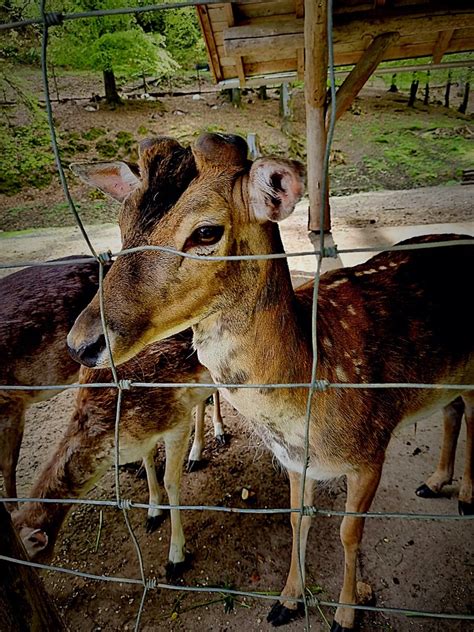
[193,222,313,420]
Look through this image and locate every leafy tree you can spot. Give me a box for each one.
[48,0,178,103]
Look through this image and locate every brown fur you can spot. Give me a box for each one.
[68,134,473,630]
[12,330,214,563]
[0,256,106,502]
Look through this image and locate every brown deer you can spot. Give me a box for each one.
[12,329,219,577]
[0,258,224,509]
[67,134,473,632]
[0,257,105,506]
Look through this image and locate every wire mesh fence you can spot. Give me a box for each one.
[1,2,474,631]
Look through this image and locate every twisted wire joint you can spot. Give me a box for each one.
[43,12,63,27]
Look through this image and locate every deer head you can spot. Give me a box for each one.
[67,133,305,367]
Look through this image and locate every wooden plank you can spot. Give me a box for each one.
[223,9,474,57]
[197,5,224,82]
[432,29,455,64]
[305,0,330,232]
[225,3,247,86]
[329,32,400,123]
[245,58,298,75]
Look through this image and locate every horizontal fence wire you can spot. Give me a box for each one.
[1,237,474,271]
[1,1,473,630]
[1,496,473,521]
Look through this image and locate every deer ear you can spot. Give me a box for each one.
[70,161,140,202]
[248,158,305,223]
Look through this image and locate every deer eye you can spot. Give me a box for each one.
[185,225,224,250]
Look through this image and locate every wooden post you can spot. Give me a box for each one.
[424,70,430,105]
[389,73,398,92]
[257,85,267,100]
[445,71,452,108]
[0,504,67,631]
[458,80,470,114]
[327,32,400,124]
[305,0,329,232]
[408,75,419,107]
[279,82,291,119]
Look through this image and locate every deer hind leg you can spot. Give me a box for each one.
[211,390,226,445]
[164,419,192,580]
[332,465,382,632]
[267,470,315,626]
[459,393,474,515]
[0,400,25,510]
[187,401,206,472]
[416,397,464,499]
[143,451,165,533]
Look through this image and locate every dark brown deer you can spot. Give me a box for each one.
[0,258,223,509]
[0,257,105,506]
[12,330,218,577]
[67,134,473,632]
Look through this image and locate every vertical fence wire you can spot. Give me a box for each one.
[1,2,473,631]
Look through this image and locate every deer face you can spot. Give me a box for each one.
[67,134,305,367]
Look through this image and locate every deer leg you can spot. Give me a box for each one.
[164,420,192,580]
[0,401,25,510]
[416,397,464,499]
[459,393,474,515]
[212,390,226,445]
[267,470,315,626]
[144,451,165,533]
[187,402,206,472]
[332,465,382,632]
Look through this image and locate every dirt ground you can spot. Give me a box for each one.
[1,187,473,631]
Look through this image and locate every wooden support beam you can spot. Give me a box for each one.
[297,47,305,80]
[432,29,455,64]
[305,0,330,232]
[328,31,400,124]
[196,5,223,82]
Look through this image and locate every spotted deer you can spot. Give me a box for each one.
[67,134,473,631]
[12,329,222,575]
[0,258,224,511]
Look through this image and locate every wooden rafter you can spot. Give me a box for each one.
[432,29,455,64]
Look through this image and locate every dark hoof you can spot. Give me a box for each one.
[215,433,230,447]
[145,512,167,533]
[415,483,442,499]
[267,601,304,627]
[165,553,192,582]
[330,622,354,632]
[459,500,474,516]
[186,459,208,473]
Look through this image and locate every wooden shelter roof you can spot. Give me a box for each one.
[197,1,474,86]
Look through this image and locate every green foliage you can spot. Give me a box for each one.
[48,0,178,81]
[0,69,54,194]
[162,8,206,68]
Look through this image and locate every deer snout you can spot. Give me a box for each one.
[67,308,109,368]
[67,332,107,368]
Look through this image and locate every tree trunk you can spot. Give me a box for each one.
[0,504,67,631]
[103,69,121,105]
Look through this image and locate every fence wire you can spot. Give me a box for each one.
[0,1,473,631]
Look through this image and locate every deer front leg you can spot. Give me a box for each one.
[416,397,464,499]
[164,419,192,581]
[459,393,474,515]
[211,390,226,445]
[332,465,382,632]
[0,400,25,510]
[143,451,165,533]
[267,470,315,626]
[187,402,206,472]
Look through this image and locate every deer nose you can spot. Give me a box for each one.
[67,334,106,368]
